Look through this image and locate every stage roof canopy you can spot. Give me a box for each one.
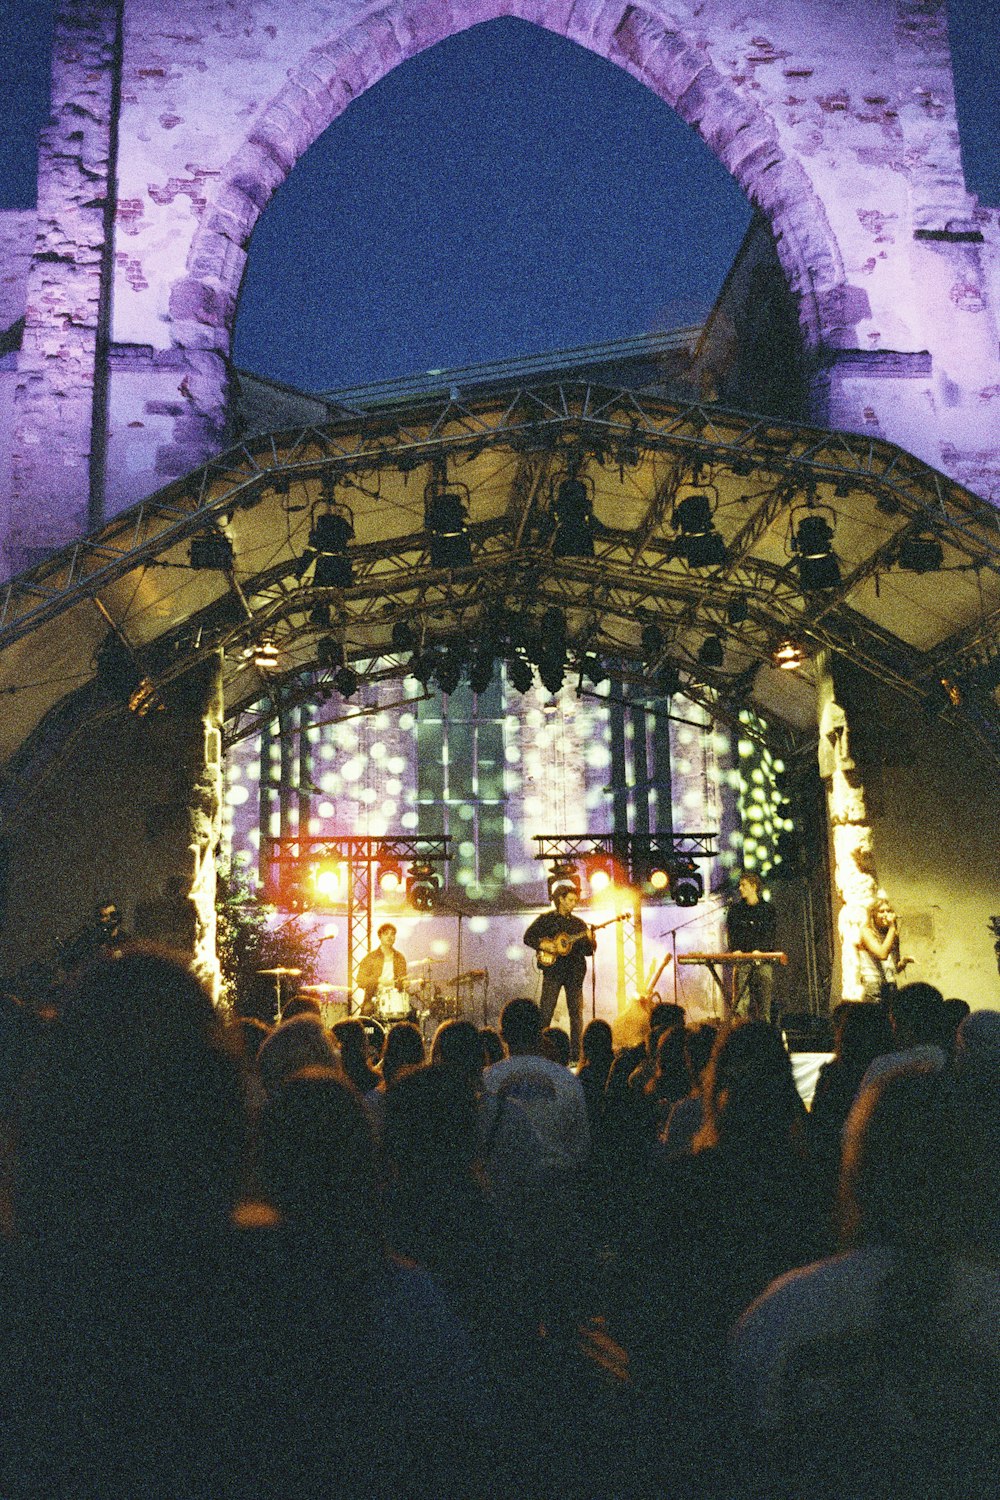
[3,378,1000,778]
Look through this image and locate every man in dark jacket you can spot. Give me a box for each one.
[523,882,595,1062]
[725,872,777,1021]
[355,923,408,1014]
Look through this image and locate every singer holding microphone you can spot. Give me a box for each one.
[857,892,912,1003]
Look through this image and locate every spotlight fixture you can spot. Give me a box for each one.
[407,861,440,912]
[306,504,355,591]
[792,510,841,591]
[311,861,345,903]
[551,476,595,558]
[425,485,472,569]
[407,650,437,687]
[697,635,725,668]
[580,653,609,686]
[391,620,418,653]
[189,530,234,570]
[772,639,807,671]
[468,651,495,695]
[316,635,345,670]
[95,632,142,704]
[538,607,568,696]
[668,858,703,907]
[673,491,727,568]
[726,595,749,625]
[547,861,581,900]
[332,664,360,697]
[376,857,404,895]
[434,647,464,696]
[583,851,617,896]
[897,535,944,573]
[253,639,281,672]
[506,655,534,694]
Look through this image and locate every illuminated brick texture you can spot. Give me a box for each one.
[2,0,1000,575]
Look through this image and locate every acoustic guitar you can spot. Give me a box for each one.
[535,911,631,968]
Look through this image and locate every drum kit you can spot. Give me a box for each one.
[258,956,488,1037]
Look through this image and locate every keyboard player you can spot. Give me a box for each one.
[725,871,777,1021]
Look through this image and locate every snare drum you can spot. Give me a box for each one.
[375,986,411,1021]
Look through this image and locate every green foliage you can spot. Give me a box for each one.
[216,871,324,1019]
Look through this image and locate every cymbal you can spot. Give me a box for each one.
[258,967,303,977]
[448,970,487,985]
[300,983,348,994]
[409,956,444,967]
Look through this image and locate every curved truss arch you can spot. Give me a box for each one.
[5,381,1000,810]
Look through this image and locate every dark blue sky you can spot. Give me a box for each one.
[3,1,1000,392]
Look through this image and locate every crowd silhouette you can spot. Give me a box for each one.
[0,950,997,1498]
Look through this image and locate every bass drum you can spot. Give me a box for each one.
[375,986,412,1022]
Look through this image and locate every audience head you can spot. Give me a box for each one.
[257,1066,380,1257]
[540,1026,571,1068]
[236,1015,272,1063]
[581,1018,614,1070]
[280,994,322,1022]
[835,1002,894,1073]
[479,1026,505,1066]
[940,997,971,1049]
[499,998,542,1056]
[954,1009,1000,1089]
[257,1014,340,1098]
[333,1019,377,1092]
[652,1024,690,1099]
[888,982,945,1048]
[14,947,247,1249]
[381,1064,479,1180]
[839,1065,996,1256]
[696,1019,803,1153]
[381,1021,425,1087]
[650,1002,685,1037]
[431,1019,484,1085]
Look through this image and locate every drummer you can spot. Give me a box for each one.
[355,923,408,1015]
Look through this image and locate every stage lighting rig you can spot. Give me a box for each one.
[668,858,704,907]
[424,478,473,569]
[506,655,534,694]
[546,861,581,900]
[791,506,841,591]
[376,857,404,894]
[407,861,440,911]
[551,475,595,557]
[672,478,726,568]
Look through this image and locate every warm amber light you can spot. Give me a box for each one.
[312,863,344,899]
[772,639,806,671]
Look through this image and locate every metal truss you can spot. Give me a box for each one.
[6,378,1000,775]
[5,380,1000,651]
[532,832,718,864]
[265,835,451,1001]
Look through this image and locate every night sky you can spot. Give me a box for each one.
[2,0,1000,393]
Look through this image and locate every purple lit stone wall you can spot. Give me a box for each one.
[4,0,1000,571]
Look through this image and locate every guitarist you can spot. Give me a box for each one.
[523,880,595,1063]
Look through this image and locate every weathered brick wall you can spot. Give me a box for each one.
[8,2,120,573]
[7,0,1000,571]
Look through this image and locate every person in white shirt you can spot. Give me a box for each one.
[482,998,590,1175]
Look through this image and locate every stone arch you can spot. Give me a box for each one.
[173,1,849,419]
